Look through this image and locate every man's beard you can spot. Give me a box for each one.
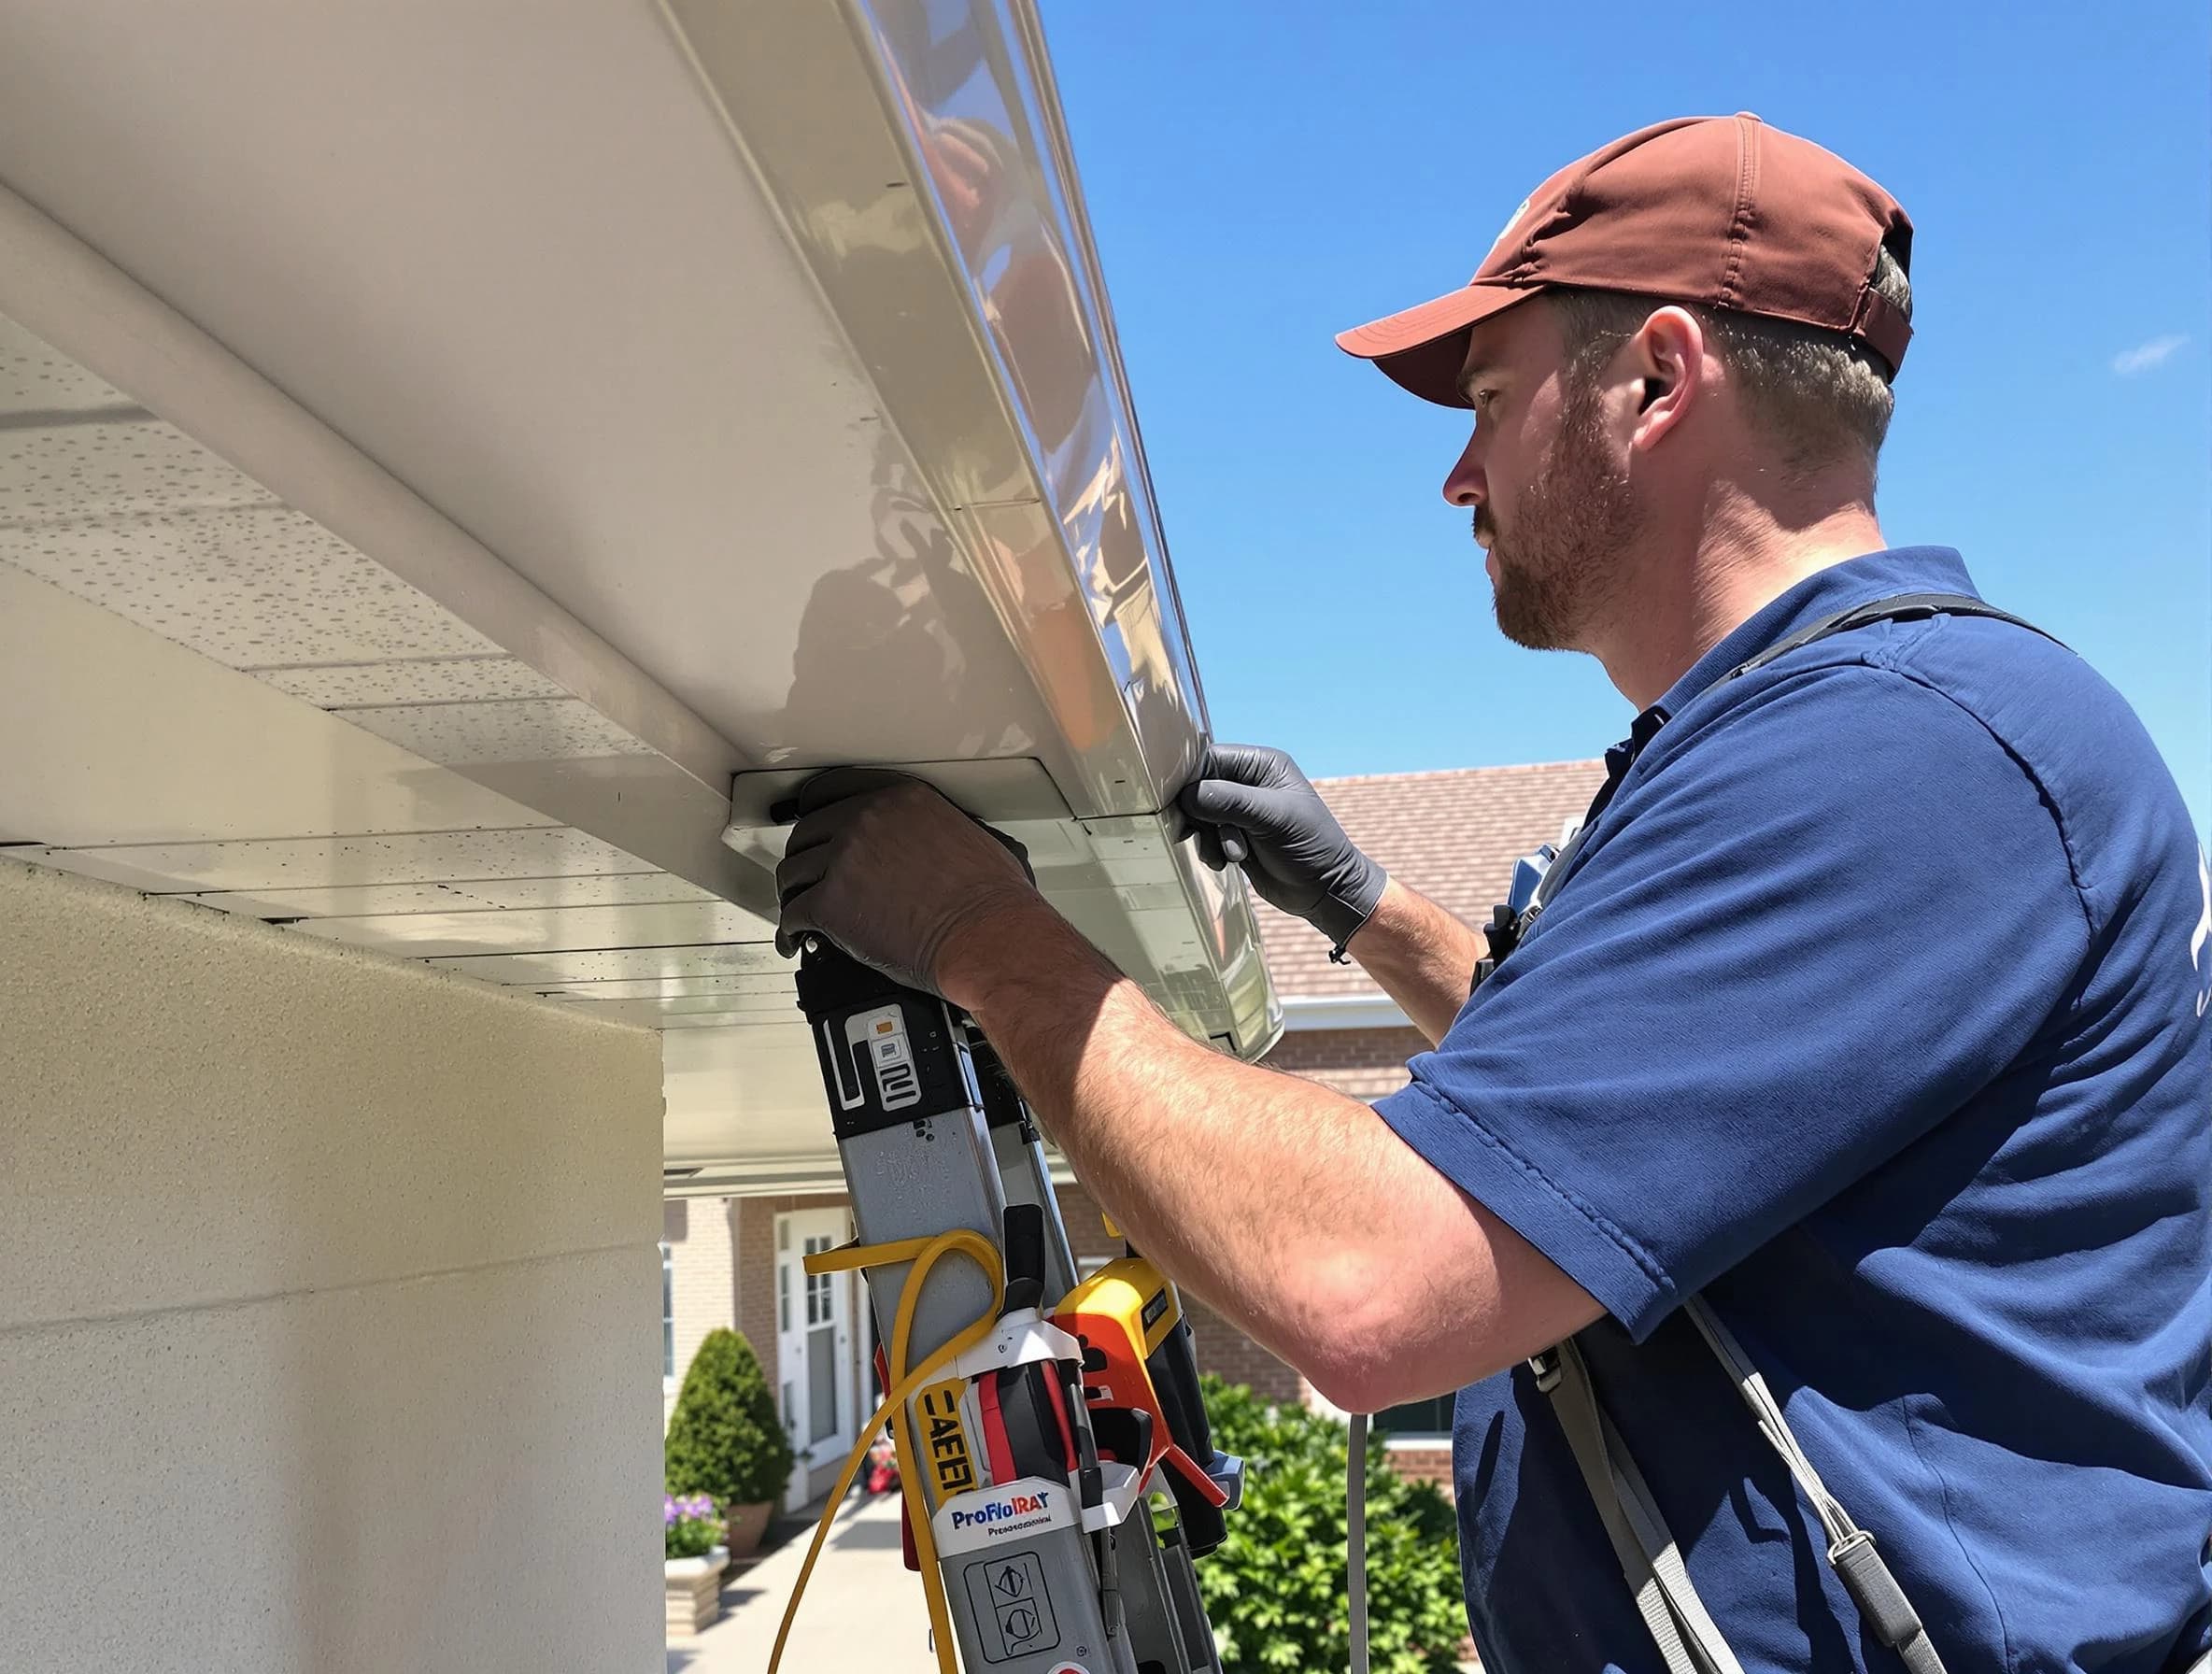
[1479,384,1642,651]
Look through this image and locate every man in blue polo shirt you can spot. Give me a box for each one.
[773,115,2212,1670]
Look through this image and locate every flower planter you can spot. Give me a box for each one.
[664,1546,729,1639]
[721,1500,773,1560]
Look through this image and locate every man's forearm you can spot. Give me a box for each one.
[938,900,1596,1411]
[1344,878,1488,1046]
[948,906,1385,1392]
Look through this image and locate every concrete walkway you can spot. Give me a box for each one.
[668,1491,935,1673]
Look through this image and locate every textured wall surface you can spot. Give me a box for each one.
[0,857,664,1673]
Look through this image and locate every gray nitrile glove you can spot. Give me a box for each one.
[1176,744,1386,953]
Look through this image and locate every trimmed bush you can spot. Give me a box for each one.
[665,1328,795,1511]
[1192,1376,1466,1674]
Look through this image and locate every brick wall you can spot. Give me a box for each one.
[1261,1025,1426,1101]
[661,1197,737,1427]
[1384,1443,1455,1495]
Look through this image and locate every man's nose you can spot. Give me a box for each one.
[1442,431,1485,508]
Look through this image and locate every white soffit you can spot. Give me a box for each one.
[0,313,1255,1185]
[0,316,779,990]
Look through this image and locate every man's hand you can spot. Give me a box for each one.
[1177,744,1387,950]
[773,770,1043,999]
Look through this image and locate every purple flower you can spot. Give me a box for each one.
[663,1493,720,1529]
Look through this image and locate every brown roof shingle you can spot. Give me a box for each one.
[1252,760,1608,999]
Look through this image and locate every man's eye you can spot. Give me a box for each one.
[1471,389,1500,413]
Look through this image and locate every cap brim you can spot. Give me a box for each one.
[1335,281,1545,407]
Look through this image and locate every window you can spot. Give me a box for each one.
[660,1242,674,1382]
[1374,1395,1454,1439]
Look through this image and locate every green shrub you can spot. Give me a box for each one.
[1191,1376,1466,1674]
[665,1328,795,1511]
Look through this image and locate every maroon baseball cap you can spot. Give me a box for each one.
[1337,114,1915,407]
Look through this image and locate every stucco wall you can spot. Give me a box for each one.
[0,858,664,1673]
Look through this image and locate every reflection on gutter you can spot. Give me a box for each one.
[766,424,1036,766]
[863,0,1208,774]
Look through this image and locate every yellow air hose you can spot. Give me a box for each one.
[767,1227,1006,1674]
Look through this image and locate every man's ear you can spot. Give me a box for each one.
[1626,305,1705,450]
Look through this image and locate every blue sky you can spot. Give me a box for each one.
[1042,0,2211,836]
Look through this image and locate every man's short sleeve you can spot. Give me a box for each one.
[1373,665,2091,1340]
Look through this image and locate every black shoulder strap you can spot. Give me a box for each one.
[1724,592,2065,684]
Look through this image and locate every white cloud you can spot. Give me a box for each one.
[2111,333,2190,376]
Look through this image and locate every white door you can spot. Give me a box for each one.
[774,1209,856,1511]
